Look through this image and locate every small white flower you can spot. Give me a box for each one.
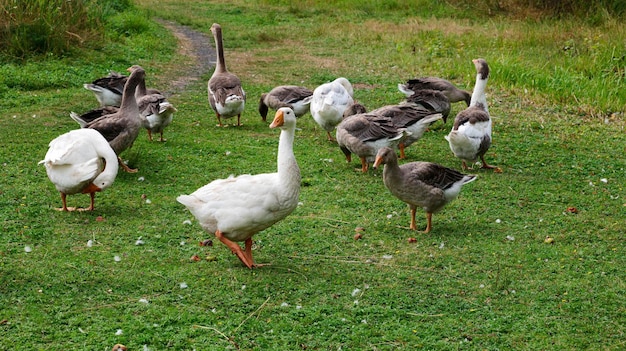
[114,255,121,262]
[341,318,347,322]
[180,240,186,246]
[297,201,304,206]
[351,288,361,297]
[180,282,188,289]
[321,158,333,163]
[506,235,515,241]
[143,345,150,351]
[139,298,149,304]
[511,290,516,294]
[495,219,501,223]
[361,319,367,324]
[138,176,145,182]
[225,151,231,156]
[183,219,192,225]
[439,242,445,249]
[589,182,594,186]
[78,327,86,334]
[87,240,93,247]
[382,254,393,260]
[386,214,393,219]
[241,285,246,290]
[24,245,32,253]
[296,305,302,310]
[135,237,145,245]
[145,199,152,204]
[211,308,217,313]
[600,178,608,183]
[281,302,289,307]
[354,300,359,305]
[115,329,123,335]
[479,284,485,288]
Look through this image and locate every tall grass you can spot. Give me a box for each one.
[0,0,132,60]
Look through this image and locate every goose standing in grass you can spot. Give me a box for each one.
[310,77,354,141]
[445,58,496,170]
[83,65,146,173]
[39,129,119,212]
[399,77,471,106]
[373,147,476,233]
[128,65,177,141]
[371,103,443,159]
[177,107,301,269]
[259,85,313,121]
[336,107,408,172]
[208,23,245,127]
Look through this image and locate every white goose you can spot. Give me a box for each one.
[310,77,354,141]
[39,129,119,211]
[445,58,496,170]
[208,23,246,127]
[177,107,301,269]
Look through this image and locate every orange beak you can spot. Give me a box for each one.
[372,156,383,169]
[269,109,284,129]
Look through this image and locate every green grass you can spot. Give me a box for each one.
[1,0,625,350]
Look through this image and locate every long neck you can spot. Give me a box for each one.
[277,128,300,184]
[383,157,402,184]
[120,75,140,113]
[135,77,147,99]
[214,28,227,73]
[469,73,488,112]
[92,143,120,190]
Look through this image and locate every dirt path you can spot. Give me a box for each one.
[155,19,216,95]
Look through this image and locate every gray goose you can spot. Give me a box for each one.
[445,58,496,170]
[336,107,408,173]
[208,23,245,127]
[398,77,471,106]
[371,103,442,159]
[84,66,146,173]
[259,85,313,121]
[405,89,451,123]
[83,71,127,107]
[373,147,476,233]
[128,65,177,142]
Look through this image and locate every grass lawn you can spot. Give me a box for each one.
[0,0,624,349]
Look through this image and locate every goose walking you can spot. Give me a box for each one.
[398,76,471,106]
[373,147,476,233]
[177,107,301,268]
[445,58,496,170]
[208,23,245,127]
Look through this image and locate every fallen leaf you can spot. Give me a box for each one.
[199,239,213,247]
[190,254,201,262]
[407,237,417,243]
[353,233,362,240]
[544,236,555,244]
[566,207,578,214]
[96,216,104,222]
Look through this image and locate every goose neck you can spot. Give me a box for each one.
[469,74,488,109]
[213,27,227,73]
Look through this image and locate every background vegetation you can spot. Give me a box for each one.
[0,0,624,350]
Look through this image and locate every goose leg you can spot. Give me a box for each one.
[423,212,433,234]
[409,208,417,230]
[215,230,253,269]
[159,131,166,142]
[57,193,70,212]
[216,114,224,127]
[118,156,138,173]
[244,238,269,268]
[326,131,335,142]
[236,114,241,127]
[147,129,153,141]
[359,157,368,172]
[480,156,497,170]
[399,143,406,159]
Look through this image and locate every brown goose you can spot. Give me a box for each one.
[259,85,313,121]
[371,103,443,159]
[398,77,471,106]
[84,66,146,173]
[336,109,408,172]
[128,65,177,142]
[405,89,451,123]
[445,58,496,170]
[208,23,246,127]
[373,147,476,233]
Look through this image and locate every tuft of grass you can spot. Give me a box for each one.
[1,0,625,350]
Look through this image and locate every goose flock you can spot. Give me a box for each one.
[40,23,498,268]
